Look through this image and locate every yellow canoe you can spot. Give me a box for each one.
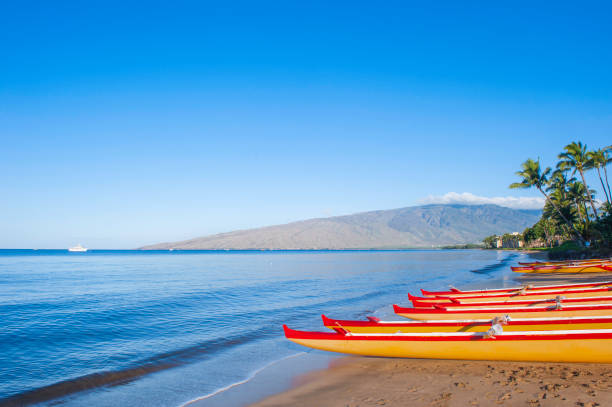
[410,294,612,309]
[410,287,612,305]
[519,258,611,266]
[284,325,612,363]
[421,281,612,297]
[394,303,612,321]
[512,263,612,273]
[322,314,612,333]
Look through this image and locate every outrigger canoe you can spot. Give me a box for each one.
[510,263,612,274]
[284,325,612,363]
[393,303,612,321]
[511,264,612,273]
[421,280,612,297]
[519,258,611,266]
[412,286,612,304]
[410,295,612,309]
[322,314,612,333]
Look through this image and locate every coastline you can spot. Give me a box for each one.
[4,249,526,407]
[179,249,537,407]
[249,252,612,407]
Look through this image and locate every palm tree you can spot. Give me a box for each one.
[558,142,599,219]
[509,158,586,243]
[602,147,611,200]
[567,181,590,227]
[548,169,575,201]
[587,148,611,205]
[547,169,583,231]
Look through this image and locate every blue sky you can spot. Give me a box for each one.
[1,1,611,248]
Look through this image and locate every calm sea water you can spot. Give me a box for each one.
[0,249,528,406]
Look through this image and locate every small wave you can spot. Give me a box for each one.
[0,326,285,407]
[178,352,306,407]
[0,362,172,407]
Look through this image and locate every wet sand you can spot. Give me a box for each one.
[251,357,612,407]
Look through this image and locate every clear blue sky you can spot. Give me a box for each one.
[1,1,611,248]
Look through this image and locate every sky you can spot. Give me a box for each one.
[1,1,611,248]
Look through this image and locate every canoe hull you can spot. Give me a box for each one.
[396,309,612,321]
[411,297,612,309]
[288,337,612,362]
[519,258,611,267]
[322,315,612,333]
[421,281,612,297]
[512,265,612,274]
[394,304,612,321]
[285,327,612,363]
[412,288,612,304]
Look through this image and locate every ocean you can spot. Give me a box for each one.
[0,249,529,406]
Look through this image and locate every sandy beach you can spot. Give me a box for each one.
[251,356,612,407]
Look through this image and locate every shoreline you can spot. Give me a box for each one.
[249,253,612,407]
[188,251,538,407]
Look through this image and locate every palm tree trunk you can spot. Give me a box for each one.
[579,168,599,219]
[537,186,586,244]
[596,167,611,205]
[604,165,612,206]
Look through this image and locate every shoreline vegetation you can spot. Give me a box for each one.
[483,141,611,260]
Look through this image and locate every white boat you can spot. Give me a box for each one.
[68,244,88,252]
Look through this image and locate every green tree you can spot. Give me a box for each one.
[558,141,599,219]
[502,233,521,248]
[548,169,574,201]
[482,235,498,249]
[540,217,561,247]
[509,158,586,243]
[588,148,612,205]
[567,181,590,229]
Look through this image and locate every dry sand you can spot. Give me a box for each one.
[251,357,612,407]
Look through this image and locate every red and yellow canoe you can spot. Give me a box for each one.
[420,280,612,297]
[394,303,612,321]
[284,325,612,363]
[519,258,611,266]
[410,295,612,309]
[512,263,612,274]
[411,286,612,304]
[322,314,612,333]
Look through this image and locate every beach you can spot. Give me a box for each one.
[251,262,612,407]
[251,357,612,407]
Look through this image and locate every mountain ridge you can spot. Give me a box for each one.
[140,204,540,250]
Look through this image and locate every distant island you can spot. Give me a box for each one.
[140,204,540,250]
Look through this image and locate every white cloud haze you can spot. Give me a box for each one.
[419,192,545,210]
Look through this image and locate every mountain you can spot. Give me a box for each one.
[139,204,541,250]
